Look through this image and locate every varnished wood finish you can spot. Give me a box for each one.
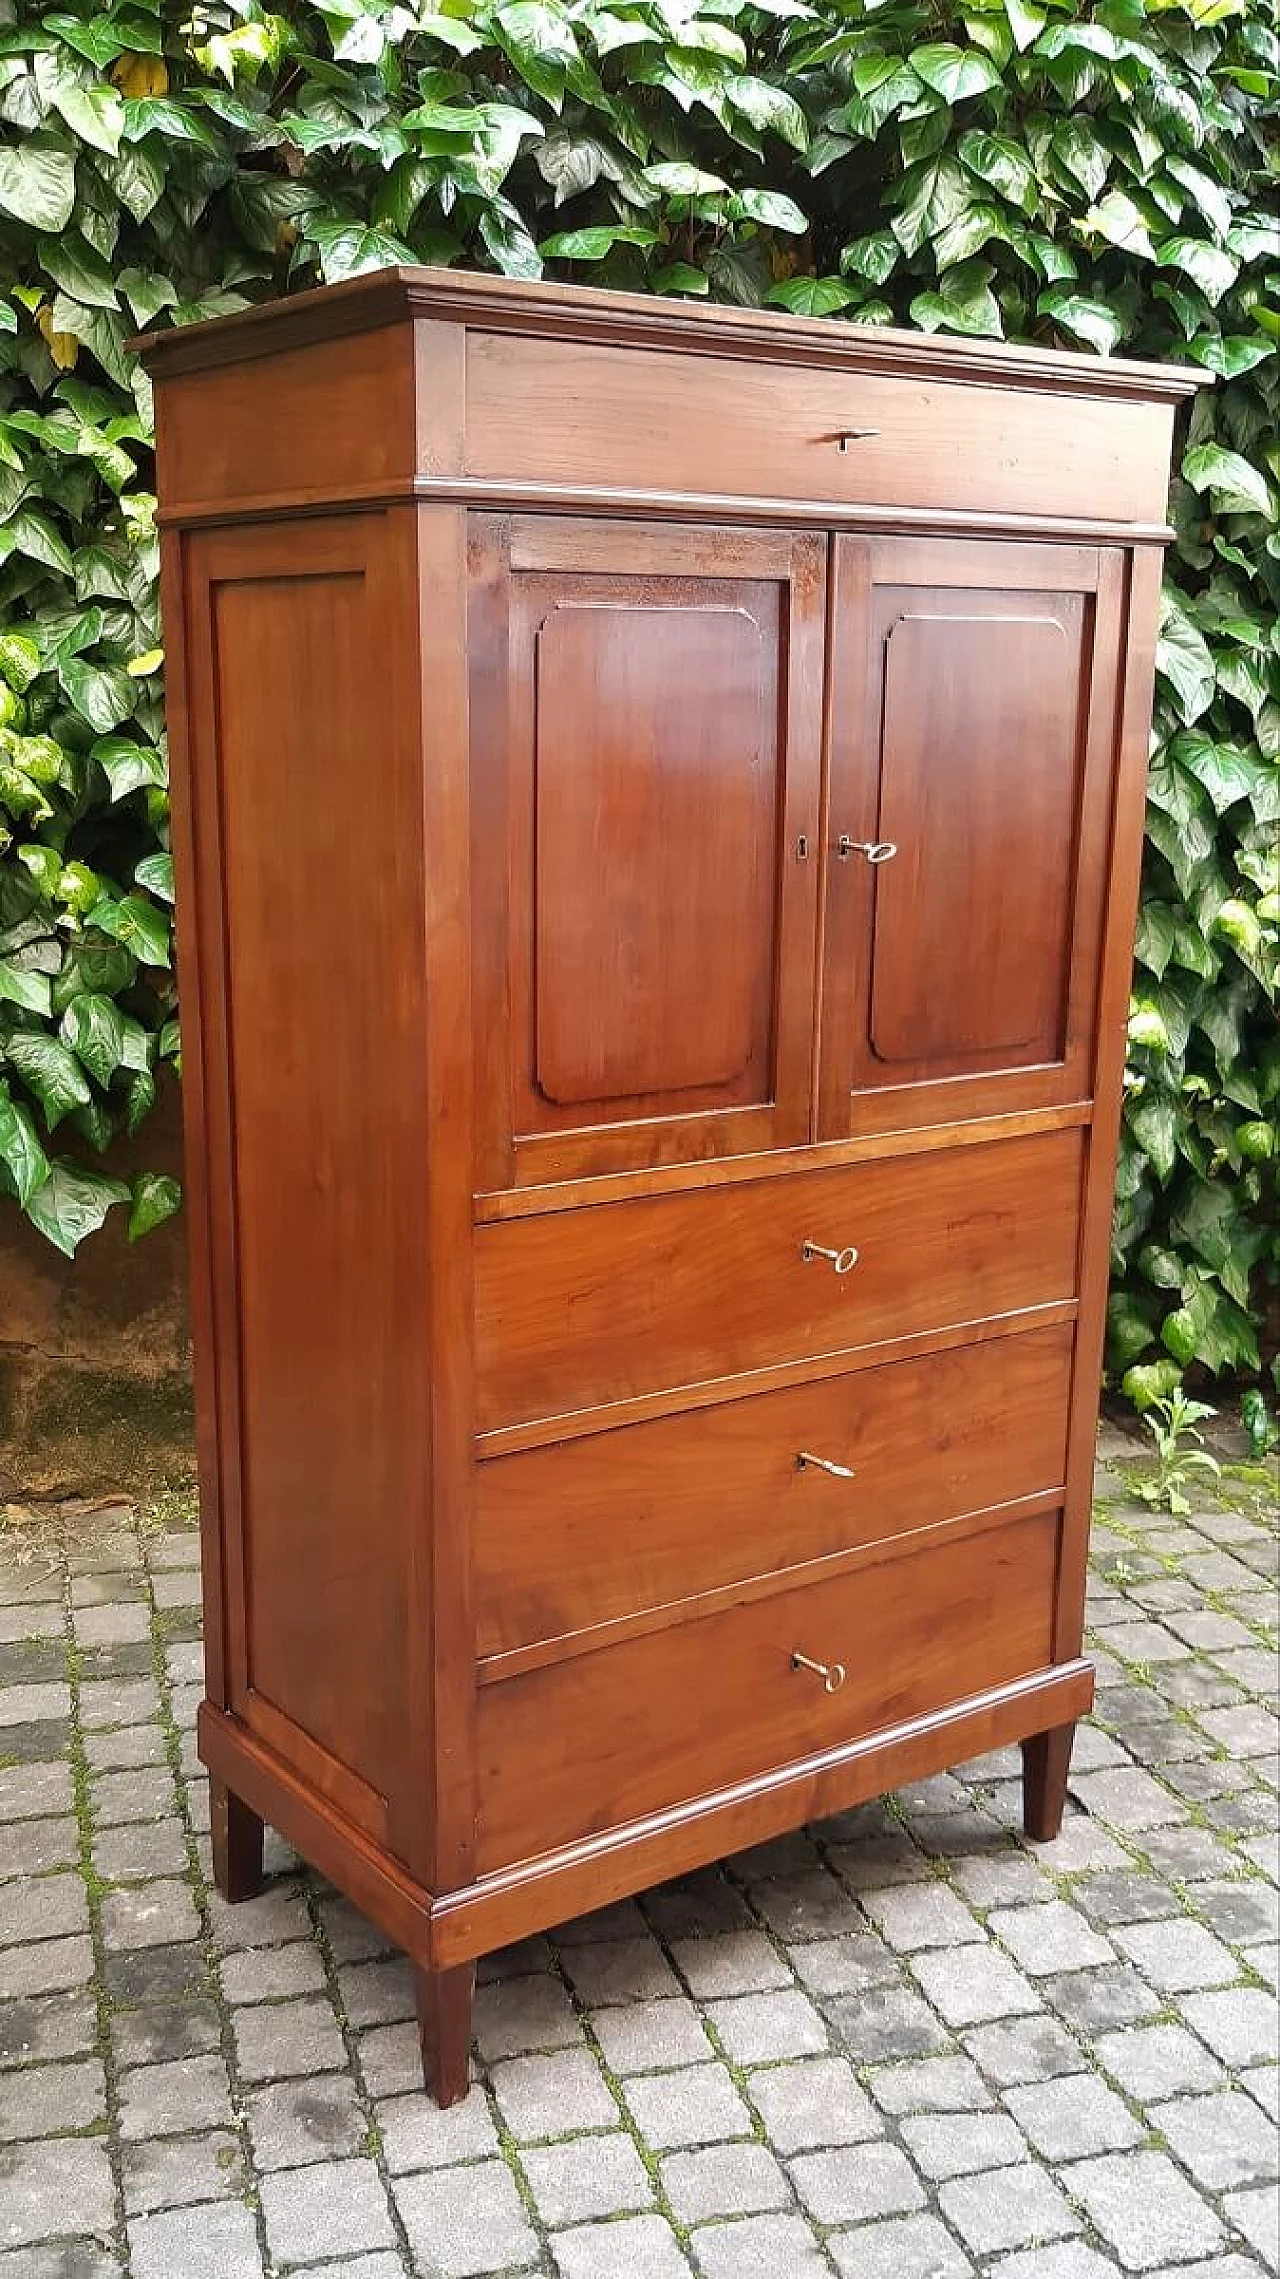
[477,1512,1060,1871]
[475,1324,1073,1659]
[1022,1722,1078,1842]
[414,1962,475,2107]
[142,271,1193,2103]
[209,1775,264,1904]
[475,1130,1084,1431]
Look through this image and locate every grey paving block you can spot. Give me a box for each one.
[0,2056,106,2140]
[522,2131,655,2224]
[1070,1770,1188,1831]
[335,1955,415,2028]
[93,1817,189,1883]
[1069,2150,1229,2270]
[1192,1877,1280,1946]
[219,1937,328,2004]
[357,2021,423,2099]
[128,2198,265,2279]
[746,1868,867,1943]
[705,1987,827,2064]
[950,1853,1050,1909]
[0,1817,77,1881]
[492,2046,621,2141]
[394,2158,539,2276]
[624,2062,752,2150]
[562,1935,682,2007]
[827,2211,973,2279]
[862,1880,982,1951]
[231,1992,349,2081]
[0,2246,120,2279]
[0,1988,97,2070]
[790,2141,926,2223]
[899,2110,1028,2179]
[962,2014,1087,2087]
[1005,2071,1144,2158]
[245,2070,369,2170]
[671,1931,792,1999]
[0,2137,116,2251]
[747,2054,881,2151]
[1113,1915,1242,1992]
[789,1931,901,1998]
[100,1878,200,1953]
[0,1762,74,1822]
[554,2213,693,2278]
[1182,1985,1280,2066]
[0,1682,71,1728]
[642,1870,754,1943]
[377,2083,499,2174]
[122,2127,244,2214]
[988,1899,1116,1976]
[557,1898,650,1947]
[119,2052,236,2141]
[869,2052,994,2115]
[590,1997,715,2075]
[692,2213,827,2278]
[990,2247,1127,2279]
[0,1931,92,1997]
[259,2156,397,2263]
[662,2142,790,2223]
[207,1880,311,1952]
[1073,1869,1183,1926]
[828,1982,951,2063]
[1222,2183,1279,2270]
[910,1944,1043,2027]
[90,1767,176,1827]
[474,1970,583,2060]
[1151,2088,1278,2190]
[1039,1964,1163,2035]
[0,1869,88,1947]
[1242,2063,1279,2122]
[938,2162,1081,2256]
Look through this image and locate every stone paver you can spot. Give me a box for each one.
[0,1446,1274,2275]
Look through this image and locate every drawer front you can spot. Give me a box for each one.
[464,333,1175,526]
[476,1323,1073,1658]
[475,1130,1084,1432]
[477,1509,1059,1870]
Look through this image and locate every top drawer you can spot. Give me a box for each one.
[462,333,1175,526]
[475,1129,1084,1434]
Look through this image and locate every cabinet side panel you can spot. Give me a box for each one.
[184,516,430,1824]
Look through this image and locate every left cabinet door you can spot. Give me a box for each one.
[470,517,826,1189]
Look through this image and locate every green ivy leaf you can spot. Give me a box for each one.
[1181,443,1273,519]
[0,1081,50,1206]
[911,44,1001,104]
[0,138,77,232]
[766,277,857,315]
[24,1158,129,1255]
[1038,287,1127,356]
[910,259,1003,338]
[127,1169,182,1240]
[1156,592,1216,724]
[2,1030,92,1129]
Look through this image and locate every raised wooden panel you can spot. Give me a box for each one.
[476,1509,1060,1869]
[464,333,1176,526]
[819,537,1125,1139]
[469,516,826,1185]
[475,1128,1085,1432]
[534,602,770,1105]
[181,518,429,1818]
[872,610,1078,1066]
[475,1322,1074,1658]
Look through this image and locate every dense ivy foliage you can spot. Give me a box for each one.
[0,0,1275,1394]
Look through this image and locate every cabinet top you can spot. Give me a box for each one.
[136,262,1200,404]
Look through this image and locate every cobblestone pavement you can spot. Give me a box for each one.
[1,1426,1276,2279]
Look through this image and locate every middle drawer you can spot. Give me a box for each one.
[476,1321,1073,1661]
[475,1128,1084,1432]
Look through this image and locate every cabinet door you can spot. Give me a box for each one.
[818,536,1125,1139]
[471,517,825,1187]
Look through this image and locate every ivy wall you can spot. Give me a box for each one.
[0,0,1276,1401]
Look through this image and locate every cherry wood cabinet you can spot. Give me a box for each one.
[140,268,1196,2106]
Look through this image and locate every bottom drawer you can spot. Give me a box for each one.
[477,1510,1059,1871]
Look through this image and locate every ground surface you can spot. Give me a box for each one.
[0,1426,1276,2279]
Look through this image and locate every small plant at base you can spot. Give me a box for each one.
[1240,1388,1279,1461]
[1135,1392,1223,1517]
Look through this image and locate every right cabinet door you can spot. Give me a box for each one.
[818,535,1126,1139]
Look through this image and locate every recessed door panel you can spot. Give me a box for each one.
[470,517,826,1188]
[819,537,1125,1139]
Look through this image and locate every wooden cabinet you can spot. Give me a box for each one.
[140,268,1196,2106]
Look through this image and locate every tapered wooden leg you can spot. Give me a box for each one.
[209,1777,265,1902]
[1022,1721,1076,1843]
[414,1962,475,2107]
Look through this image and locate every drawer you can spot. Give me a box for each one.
[474,1129,1084,1432]
[463,333,1175,526]
[477,1508,1060,1871]
[476,1322,1073,1659]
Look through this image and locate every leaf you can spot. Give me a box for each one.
[1082,190,1157,261]
[1156,592,1216,725]
[1181,444,1273,520]
[25,1159,129,1256]
[46,81,124,156]
[1050,119,1110,202]
[0,1082,49,1207]
[910,44,1001,104]
[37,231,119,310]
[2,1031,92,1129]
[85,892,170,968]
[910,260,1003,339]
[128,1170,181,1240]
[539,225,657,261]
[58,657,135,735]
[94,736,166,801]
[0,139,76,233]
[1038,288,1126,356]
[60,992,149,1087]
[1155,236,1240,307]
[726,76,808,153]
[732,189,808,235]
[0,956,53,1014]
[840,232,900,286]
[0,635,41,696]
[957,131,1037,214]
[307,219,419,283]
[133,853,174,903]
[766,277,856,316]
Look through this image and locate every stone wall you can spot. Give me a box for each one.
[0,1079,194,1501]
